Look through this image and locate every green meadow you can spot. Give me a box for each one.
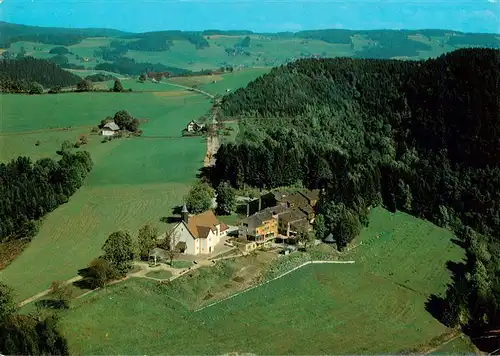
[59,207,464,354]
[0,90,211,300]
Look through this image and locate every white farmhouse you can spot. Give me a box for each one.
[101,122,120,136]
[168,205,229,255]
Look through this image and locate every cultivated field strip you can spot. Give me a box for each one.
[194,260,355,312]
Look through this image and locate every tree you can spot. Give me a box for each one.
[137,224,158,260]
[57,140,73,156]
[297,229,316,250]
[86,258,117,288]
[76,79,93,92]
[161,229,180,266]
[313,214,327,241]
[49,281,73,309]
[113,110,139,132]
[29,82,44,95]
[0,282,17,321]
[113,79,124,92]
[216,181,236,215]
[185,181,214,214]
[102,230,135,276]
[336,208,361,250]
[139,73,147,82]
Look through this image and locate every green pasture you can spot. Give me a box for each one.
[351,207,465,296]
[429,336,476,354]
[0,91,211,300]
[0,92,205,133]
[60,207,462,354]
[198,67,270,95]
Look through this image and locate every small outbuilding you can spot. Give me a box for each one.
[101,122,120,136]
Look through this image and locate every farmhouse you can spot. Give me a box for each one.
[168,205,229,255]
[186,120,205,133]
[101,122,120,136]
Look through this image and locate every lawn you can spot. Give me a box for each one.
[145,270,173,279]
[169,260,193,269]
[0,91,211,300]
[59,207,463,354]
[429,336,477,354]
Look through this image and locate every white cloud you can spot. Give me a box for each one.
[487,0,498,3]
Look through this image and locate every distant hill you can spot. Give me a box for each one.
[0,22,498,75]
[0,56,81,92]
[1,21,498,53]
[0,21,130,47]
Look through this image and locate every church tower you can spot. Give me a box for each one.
[181,203,189,223]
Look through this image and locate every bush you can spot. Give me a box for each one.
[86,258,118,289]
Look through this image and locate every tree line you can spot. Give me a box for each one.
[213,48,500,348]
[0,57,81,93]
[0,146,93,242]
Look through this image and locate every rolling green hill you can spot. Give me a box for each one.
[1,22,498,75]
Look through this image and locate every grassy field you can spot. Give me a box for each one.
[429,335,476,354]
[0,67,268,301]
[145,270,173,279]
[59,207,464,354]
[0,91,211,300]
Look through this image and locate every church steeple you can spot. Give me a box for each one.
[181,203,189,223]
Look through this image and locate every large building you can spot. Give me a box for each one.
[167,205,229,255]
[239,189,319,246]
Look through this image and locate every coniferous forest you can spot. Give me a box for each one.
[0,57,82,92]
[0,148,93,242]
[213,48,500,345]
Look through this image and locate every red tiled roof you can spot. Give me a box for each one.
[186,210,220,239]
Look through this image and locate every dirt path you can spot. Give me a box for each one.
[18,276,83,308]
[422,333,461,355]
[204,135,220,167]
[161,82,215,99]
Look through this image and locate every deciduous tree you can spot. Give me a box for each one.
[0,282,17,321]
[102,230,135,276]
[49,281,73,309]
[185,181,214,214]
[137,224,158,260]
[216,181,236,215]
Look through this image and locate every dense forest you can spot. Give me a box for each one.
[214,48,500,349]
[122,31,210,50]
[94,57,190,76]
[0,57,81,92]
[0,21,129,48]
[0,148,93,242]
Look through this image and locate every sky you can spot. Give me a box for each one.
[0,0,499,34]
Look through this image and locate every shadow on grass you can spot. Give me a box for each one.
[34,299,67,310]
[73,267,96,290]
[160,216,181,224]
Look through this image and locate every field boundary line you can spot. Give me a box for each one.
[194,260,355,313]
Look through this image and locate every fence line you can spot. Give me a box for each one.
[194,260,355,312]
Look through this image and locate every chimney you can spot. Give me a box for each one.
[258,197,262,212]
[246,202,250,217]
[181,203,189,223]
